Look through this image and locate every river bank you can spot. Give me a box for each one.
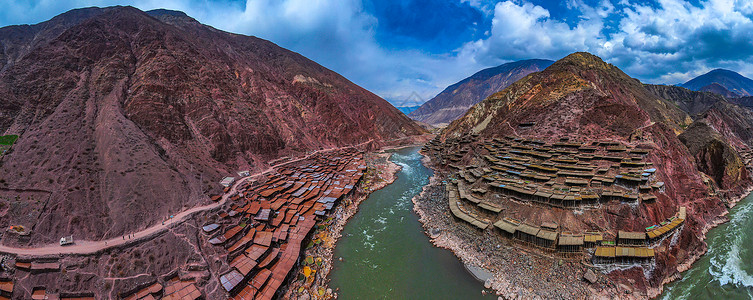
[660,188,753,300]
[282,151,401,299]
[412,154,631,299]
[328,147,495,299]
[649,184,753,298]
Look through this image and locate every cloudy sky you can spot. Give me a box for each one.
[2,0,752,106]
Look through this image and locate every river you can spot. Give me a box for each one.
[662,193,753,299]
[328,146,753,299]
[329,147,495,299]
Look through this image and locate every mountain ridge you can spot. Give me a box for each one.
[444,52,691,139]
[682,68,753,97]
[409,59,553,126]
[0,6,425,243]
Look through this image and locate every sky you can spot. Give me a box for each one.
[2,0,752,107]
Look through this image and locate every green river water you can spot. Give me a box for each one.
[329,147,495,299]
[329,146,753,299]
[662,192,753,299]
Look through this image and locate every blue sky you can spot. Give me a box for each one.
[2,0,752,106]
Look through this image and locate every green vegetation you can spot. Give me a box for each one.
[0,135,18,146]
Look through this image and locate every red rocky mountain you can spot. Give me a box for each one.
[441,52,752,296]
[645,84,753,189]
[0,6,425,244]
[409,59,553,126]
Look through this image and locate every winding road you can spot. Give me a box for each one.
[0,171,257,256]
[0,141,375,257]
[0,136,426,257]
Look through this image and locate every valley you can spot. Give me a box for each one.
[1,3,753,300]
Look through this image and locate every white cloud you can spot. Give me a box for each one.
[149,0,488,105]
[0,0,487,105]
[458,0,753,84]
[460,1,607,65]
[2,0,753,102]
[607,0,753,82]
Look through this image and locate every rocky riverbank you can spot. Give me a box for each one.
[649,184,753,298]
[281,151,402,299]
[412,155,633,300]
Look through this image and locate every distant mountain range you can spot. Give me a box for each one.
[682,69,753,97]
[408,59,553,126]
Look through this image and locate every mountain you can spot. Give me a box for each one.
[700,82,740,98]
[408,59,553,126]
[0,6,425,244]
[682,69,753,97]
[645,84,753,146]
[440,52,751,295]
[729,96,753,108]
[444,52,690,138]
[644,84,727,116]
[644,84,753,188]
[679,110,750,189]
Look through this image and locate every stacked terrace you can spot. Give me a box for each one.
[203,149,366,299]
[477,137,661,208]
[422,135,686,265]
[424,135,664,209]
[3,259,100,299]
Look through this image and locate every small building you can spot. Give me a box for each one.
[536,229,558,248]
[60,235,74,246]
[31,287,47,300]
[593,246,616,264]
[493,218,520,237]
[30,262,60,273]
[541,222,558,231]
[0,279,13,298]
[584,232,603,248]
[617,231,646,246]
[202,223,220,233]
[220,269,244,293]
[557,234,584,253]
[220,177,236,187]
[237,170,250,177]
[615,246,655,263]
[515,223,540,244]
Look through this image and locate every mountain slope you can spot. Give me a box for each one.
[0,6,425,244]
[700,82,740,98]
[645,83,753,190]
[409,59,553,126]
[644,84,726,116]
[679,119,749,189]
[682,69,753,97]
[440,52,750,295]
[729,96,753,108]
[444,52,691,139]
[644,84,753,147]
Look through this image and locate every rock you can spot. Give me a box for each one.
[583,269,597,284]
[484,280,492,289]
